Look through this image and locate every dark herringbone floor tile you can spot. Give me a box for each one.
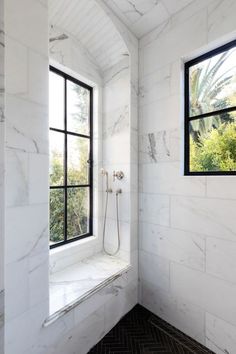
[89,305,214,354]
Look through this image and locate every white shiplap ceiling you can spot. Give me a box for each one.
[49,0,194,71]
[49,0,129,72]
[102,0,194,38]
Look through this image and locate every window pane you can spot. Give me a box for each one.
[50,189,64,245]
[67,80,90,135]
[67,135,89,185]
[189,111,236,172]
[49,71,64,129]
[67,187,89,239]
[189,47,236,117]
[50,131,64,186]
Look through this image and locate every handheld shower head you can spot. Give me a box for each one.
[101,168,108,177]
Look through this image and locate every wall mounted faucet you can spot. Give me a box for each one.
[113,170,124,181]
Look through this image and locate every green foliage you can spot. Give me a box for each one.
[190,122,236,172]
[190,50,236,139]
[49,83,90,244]
[189,48,236,172]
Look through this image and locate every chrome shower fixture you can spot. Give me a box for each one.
[113,170,124,181]
[100,168,108,176]
[101,168,112,193]
[101,167,121,256]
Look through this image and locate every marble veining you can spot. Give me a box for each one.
[49,33,69,43]
[49,253,130,318]
[103,64,129,85]
[103,105,129,139]
[139,129,179,164]
[0,105,4,123]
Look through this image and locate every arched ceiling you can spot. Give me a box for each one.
[49,0,194,72]
[49,0,129,72]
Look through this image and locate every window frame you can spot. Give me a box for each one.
[184,39,236,176]
[49,66,93,249]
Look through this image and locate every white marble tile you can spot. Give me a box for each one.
[0,290,4,353]
[111,0,167,29]
[6,149,29,207]
[170,0,210,30]
[103,59,129,113]
[6,94,48,154]
[171,196,236,241]
[49,236,101,275]
[207,0,236,43]
[5,0,48,55]
[131,129,138,165]
[103,131,130,165]
[5,204,48,264]
[206,176,236,200]
[73,265,137,327]
[5,258,29,321]
[139,94,180,133]
[139,18,171,49]
[140,223,205,271]
[206,312,236,354]
[171,263,236,326]
[163,0,194,16]
[105,191,131,223]
[139,129,180,164]
[50,308,105,354]
[139,162,206,197]
[103,104,129,139]
[104,278,137,333]
[27,50,49,106]
[0,3,5,352]
[142,8,207,75]
[29,153,49,204]
[131,2,169,38]
[103,218,131,255]
[206,238,236,284]
[29,252,49,308]
[139,193,170,226]
[139,250,170,292]
[170,60,182,95]
[141,280,205,345]
[5,300,49,354]
[139,64,171,106]
[5,36,28,95]
[49,253,129,316]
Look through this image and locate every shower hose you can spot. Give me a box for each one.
[102,175,121,256]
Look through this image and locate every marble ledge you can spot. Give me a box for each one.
[44,253,130,327]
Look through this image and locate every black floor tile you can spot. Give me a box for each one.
[89,305,214,354]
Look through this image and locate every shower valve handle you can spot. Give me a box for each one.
[113,170,124,181]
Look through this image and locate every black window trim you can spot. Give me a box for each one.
[49,65,93,249]
[184,39,236,176]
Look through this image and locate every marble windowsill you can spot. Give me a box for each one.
[45,253,130,326]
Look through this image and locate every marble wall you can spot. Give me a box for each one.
[3,0,138,353]
[139,0,236,353]
[4,0,49,353]
[102,57,131,260]
[48,24,104,273]
[0,0,4,350]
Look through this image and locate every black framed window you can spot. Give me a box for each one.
[185,39,236,175]
[49,66,93,249]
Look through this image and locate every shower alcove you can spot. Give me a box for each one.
[47,0,138,321]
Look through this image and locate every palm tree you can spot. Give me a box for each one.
[189,49,236,141]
